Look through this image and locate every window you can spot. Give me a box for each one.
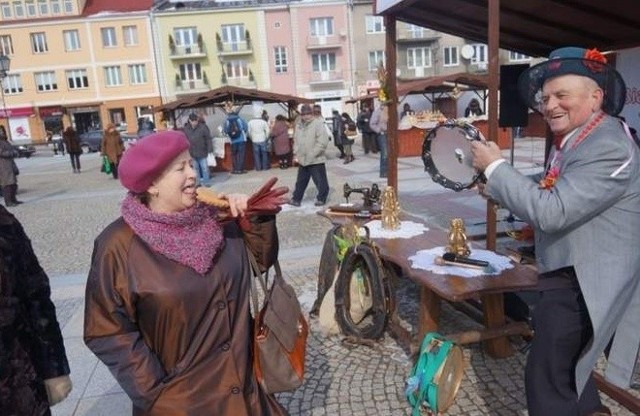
[101,27,117,47]
[368,50,385,71]
[0,35,13,55]
[443,46,459,67]
[63,30,80,51]
[174,27,197,46]
[2,74,22,94]
[407,47,432,68]
[104,66,122,86]
[50,0,60,14]
[221,24,245,50]
[225,60,248,79]
[312,53,336,72]
[509,51,530,62]
[471,44,488,64]
[274,46,288,74]
[123,26,138,46]
[35,71,57,91]
[406,24,425,38]
[31,32,48,53]
[365,15,385,33]
[25,0,35,16]
[37,0,48,15]
[66,69,88,89]
[13,1,24,17]
[179,62,202,82]
[309,17,334,37]
[128,64,146,84]
[63,0,72,13]
[1,2,12,18]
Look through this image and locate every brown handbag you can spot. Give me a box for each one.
[247,250,308,394]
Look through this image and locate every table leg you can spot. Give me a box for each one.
[418,286,441,341]
[481,293,513,358]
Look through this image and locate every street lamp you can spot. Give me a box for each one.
[0,54,11,141]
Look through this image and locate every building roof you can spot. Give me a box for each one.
[375,0,640,57]
[82,0,154,15]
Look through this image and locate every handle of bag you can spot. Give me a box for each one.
[246,245,284,315]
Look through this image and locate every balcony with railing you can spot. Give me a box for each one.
[306,34,343,49]
[169,44,207,60]
[397,28,440,43]
[175,78,209,94]
[309,69,344,85]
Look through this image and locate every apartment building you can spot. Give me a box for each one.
[0,0,159,143]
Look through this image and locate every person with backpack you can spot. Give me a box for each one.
[224,105,248,174]
[183,113,213,186]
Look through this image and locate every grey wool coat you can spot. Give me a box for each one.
[486,114,640,394]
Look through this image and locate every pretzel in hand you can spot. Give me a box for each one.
[195,187,230,209]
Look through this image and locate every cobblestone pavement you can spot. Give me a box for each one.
[10,138,638,415]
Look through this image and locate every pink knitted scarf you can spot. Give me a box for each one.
[121,193,224,274]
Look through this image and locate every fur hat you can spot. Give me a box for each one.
[118,130,190,193]
[300,104,313,115]
[518,47,626,116]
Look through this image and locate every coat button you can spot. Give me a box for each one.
[231,386,240,394]
[217,301,226,310]
[221,342,230,351]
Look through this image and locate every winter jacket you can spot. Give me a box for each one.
[293,117,329,166]
[183,121,213,159]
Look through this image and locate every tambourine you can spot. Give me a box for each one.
[406,332,464,415]
[422,119,486,191]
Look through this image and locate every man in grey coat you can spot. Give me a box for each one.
[183,113,213,186]
[471,47,640,415]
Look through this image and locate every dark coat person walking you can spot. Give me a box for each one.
[0,205,72,415]
[63,126,83,173]
[0,129,21,206]
[270,114,291,169]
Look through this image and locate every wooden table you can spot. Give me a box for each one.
[319,210,538,358]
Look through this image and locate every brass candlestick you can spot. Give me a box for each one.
[445,218,470,257]
[380,186,400,230]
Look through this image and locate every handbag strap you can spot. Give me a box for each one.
[246,246,284,315]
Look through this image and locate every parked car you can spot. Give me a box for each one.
[79,130,137,153]
[13,144,36,158]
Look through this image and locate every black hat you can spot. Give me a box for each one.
[517,47,626,116]
[188,113,199,121]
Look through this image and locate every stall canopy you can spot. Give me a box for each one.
[375,0,640,57]
[155,85,314,113]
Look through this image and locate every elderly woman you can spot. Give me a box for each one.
[84,130,288,415]
[0,128,21,206]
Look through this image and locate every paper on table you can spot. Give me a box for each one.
[364,220,429,239]
[408,246,513,277]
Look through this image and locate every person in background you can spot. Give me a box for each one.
[270,114,291,169]
[101,124,125,180]
[224,103,249,175]
[0,130,22,206]
[357,103,378,155]
[314,104,333,142]
[400,102,413,118]
[471,46,640,416]
[137,117,156,139]
[62,126,82,173]
[248,109,271,171]
[331,109,346,159]
[340,112,356,164]
[183,113,213,185]
[289,104,330,207]
[464,98,484,117]
[261,109,270,124]
[369,101,389,178]
[0,204,72,415]
[84,130,288,415]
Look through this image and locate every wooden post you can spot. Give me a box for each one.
[384,15,398,191]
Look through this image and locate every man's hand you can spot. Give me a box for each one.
[470,140,502,172]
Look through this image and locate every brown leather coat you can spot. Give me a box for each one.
[101,128,125,163]
[84,219,287,416]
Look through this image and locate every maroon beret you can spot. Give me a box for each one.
[118,130,190,193]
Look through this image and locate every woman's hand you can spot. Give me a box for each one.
[221,193,249,218]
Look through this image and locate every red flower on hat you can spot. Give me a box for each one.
[583,48,607,73]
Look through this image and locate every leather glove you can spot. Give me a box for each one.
[44,375,72,406]
[239,177,289,231]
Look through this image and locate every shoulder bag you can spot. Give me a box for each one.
[247,249,308,394]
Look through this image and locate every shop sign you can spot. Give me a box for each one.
[0,106,35,118]
[39,106,64,117]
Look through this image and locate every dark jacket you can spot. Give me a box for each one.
[0,139,17,186]
[183,121,213,158]
[356,110,374,134]
[270,119,291,156]
[63,128,82,154]
[0,205,70,416]
[84,219,287,416]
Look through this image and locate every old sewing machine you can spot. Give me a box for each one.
[327,183,382,218]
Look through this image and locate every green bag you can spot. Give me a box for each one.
[405,332,464,415]
[102,156,112,174]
